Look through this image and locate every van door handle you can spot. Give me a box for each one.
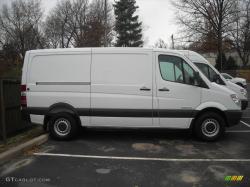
[158,87,170,92]
[140,87,151,91]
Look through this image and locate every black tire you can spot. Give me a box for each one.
[194,112,225,141]
[48,113,79,140]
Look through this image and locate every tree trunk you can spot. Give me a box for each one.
[217,30,223,71]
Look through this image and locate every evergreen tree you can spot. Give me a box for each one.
[215,53,227,71]
[227,56,238,70]
[114,0,143,47]
[215,53,238,70]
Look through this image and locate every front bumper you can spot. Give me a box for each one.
[241,100,248,110]
[225,110,242,127]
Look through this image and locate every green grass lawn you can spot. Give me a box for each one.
[0,126,45,153]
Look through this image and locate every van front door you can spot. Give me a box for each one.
[156,53,201,128]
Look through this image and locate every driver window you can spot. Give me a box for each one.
[183,63,196,85]
[195,63,209,79]
[159,55,197,85]
[159,55,184,83]
[175,65,184,83]
[208,67,218,82]
[159,61,175,82]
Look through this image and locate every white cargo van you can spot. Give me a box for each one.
[21,48,242,141]
[178,50,248,110]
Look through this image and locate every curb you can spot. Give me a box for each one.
[0,134,48,165]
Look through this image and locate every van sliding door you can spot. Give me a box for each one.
[90,49,153,127]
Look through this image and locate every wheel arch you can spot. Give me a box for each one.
[190,107,228,130]
[43,103,81,130]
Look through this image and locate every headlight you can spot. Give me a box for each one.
[240,88,247,98]
[231,94,240,106]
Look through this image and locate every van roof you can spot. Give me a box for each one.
[177,50,209,64]
[27,47,191,55]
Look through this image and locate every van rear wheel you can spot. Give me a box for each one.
[49,113,78,140]
[194,112,225,141]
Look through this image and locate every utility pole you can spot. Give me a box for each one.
[171,34,175,49]
[104,0,108,47]
[236,0,240,66]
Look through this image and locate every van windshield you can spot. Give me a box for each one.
[222,73,233,80]
[194,62,225,85]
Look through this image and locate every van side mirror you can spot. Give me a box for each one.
[212,74,220,83]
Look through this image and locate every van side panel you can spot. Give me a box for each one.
[90,50,153,127]
[26,52,91,125]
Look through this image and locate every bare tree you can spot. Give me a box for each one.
[73,0,113,47]
[44,0,76,48]
[71,0,89,47]
[173,0,238,69]
[230,0,250,67]
[154,38,168,48]
[44,0,113,48]
[0,0,44,60]
[0,29,5,47]
[43,14,62,48]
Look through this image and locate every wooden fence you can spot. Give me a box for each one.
[0,79,29,143]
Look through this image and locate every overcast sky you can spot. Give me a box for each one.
[0,0,178,47]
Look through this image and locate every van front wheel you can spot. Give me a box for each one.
[194,112,225,141]
[49,113,78,140]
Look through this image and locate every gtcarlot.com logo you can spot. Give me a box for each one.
[225,176,244,182]
[3,177,51,183]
